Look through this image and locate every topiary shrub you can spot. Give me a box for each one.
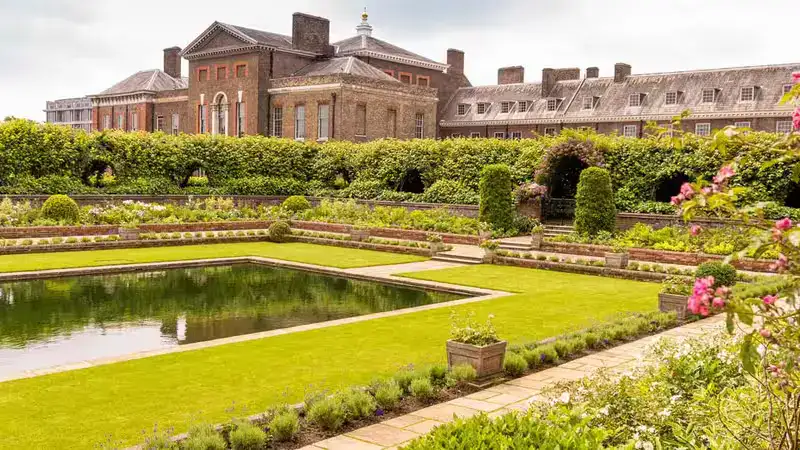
[268,220,291,243]
[478,164,514,232]
[282,195,311,213]
[41,194,80,223]
[574,167,616,236]
[695,261,737,288]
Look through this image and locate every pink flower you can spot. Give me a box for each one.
[771,254,789,272]
[670,195,682,205]
[763,294,778,305]
[775,218,793,231]
[760,328,772,338]
[715,286,730,297]
[793,72,800,84]
[698,305,710,317]
[690,225,702,236]
[712,297,726,308]
[679,183,695,199]
[793,108,800,130]
[713,165,736,184]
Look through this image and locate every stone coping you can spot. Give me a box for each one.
[0,257,510,383]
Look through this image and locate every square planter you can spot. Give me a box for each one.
[349,228,370,242]
[604,252,629,269]
[446,340,507,379]
[118,227,141,241]
[530,233,543,250]
[429,242,445,255]
[658,293,690,320]
[482,248,496,263]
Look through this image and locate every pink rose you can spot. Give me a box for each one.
[712,297,725,308]
[679,183,694,199]
[775,217,793,231]
[793,72,800,84]
[760,328,772,338]
[698,305,710,317]
[763,294,778,305]
[690,225,702,236]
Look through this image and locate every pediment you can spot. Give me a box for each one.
[182,23,256,57]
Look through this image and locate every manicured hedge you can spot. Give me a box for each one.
[574,167,616,236]
[1,120,798,213]
[478,164,515,231]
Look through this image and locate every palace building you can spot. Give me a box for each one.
[46,11,797,139]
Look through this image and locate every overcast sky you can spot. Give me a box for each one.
[1,0,795,121]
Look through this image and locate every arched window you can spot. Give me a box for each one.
[212,92,228,136]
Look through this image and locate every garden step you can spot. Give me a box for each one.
[499,243,532,251]
[431,254,483,265]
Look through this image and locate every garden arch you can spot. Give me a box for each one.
[654,173,693,203]
[397,168,425,194]
[81,159,114,187]
[534,139,604,221]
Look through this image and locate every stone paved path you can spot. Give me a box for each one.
[302,314,726,450]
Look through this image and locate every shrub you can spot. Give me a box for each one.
[450,312,500,346]
[409,377,436,401]
[341,389,377,420]
[583,332,600,349]
[222,176,307,196]
[574,167,616,236]
[306,396,346,432]
[478,164,514,232]
[421,179,479,204]
[282,195,312,213]
[66,237,78,244]
[37,238,50,245]
[41,194,80,223]
[537,344,559,363]
[374,380,403,411]
[182,424,226,450]
[428,364,448,386]
[21,239,32,246]
[80,236,91,243]
[695,261,737,288]
[268,408,299,442]
[228,421,267,450]
[449,364,477,384]
[503,352,527,377]
[553,340,571,358]
[393,369,416,394]
[205,232,215,238]
[268,220,291,243]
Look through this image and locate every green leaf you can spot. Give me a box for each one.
[740,334,756,375]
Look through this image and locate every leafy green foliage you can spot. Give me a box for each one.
[340,389,377,420]
[228,421,267,450]
[373,379,403,410]
[449,312,500,346]
[574,167,616,236]
[267,408,299,442]
[502,352,526,377]
[478,164,515,231]
[181,424,226,450]
[306,396,346,432]
[420,179,478,204]
[267,221,291,243]
[409,377,436,401]
[281,195,312,213]
[448,364,477,384]
[41,195,79,223]
[695,261,737,288]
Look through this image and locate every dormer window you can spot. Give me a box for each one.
[518,101,528,113]
[582,96,595,110]
[740,86,756,102]
[628,93,644,107]
[546,98,560,111]
[476,103,490,114]
[500,102,514,113]
[457,104,468,115]
[665,91,679,105]
[783,84,793,95]
[702,88,717,103]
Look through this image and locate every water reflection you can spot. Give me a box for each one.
[0,264,461,378]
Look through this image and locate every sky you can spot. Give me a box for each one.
[1,0,796,121]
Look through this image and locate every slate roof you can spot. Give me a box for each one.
[95,70,188,97]
[221,23,293,49]
[441,63,800,126]
[333,35,446,69]
[291,57,398,81]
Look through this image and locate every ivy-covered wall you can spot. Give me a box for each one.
[0,119,796,212]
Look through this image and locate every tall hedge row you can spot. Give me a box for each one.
[0,119,796,208]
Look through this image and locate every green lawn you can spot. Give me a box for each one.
[0,265,659,449]
[0,242,426,272]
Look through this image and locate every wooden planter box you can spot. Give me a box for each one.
[118,227,141,241]
[658,293,690,320]
[446,340,507,379]
[349,228,370,242]
[604,252,629,269]
[531,233,543,249]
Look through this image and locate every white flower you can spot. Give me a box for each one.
[642,442,654,450]
[757,344,767,357]
[122,200,133,205]
[658,408,671,417]
[598,405,609,415]
[558,392,570,404]
[670,394,681,403]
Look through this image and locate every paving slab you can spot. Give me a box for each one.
[346,424,419,447]
[404,419,444,435]
[315,435,384,450]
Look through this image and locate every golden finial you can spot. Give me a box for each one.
[361,7,368,21]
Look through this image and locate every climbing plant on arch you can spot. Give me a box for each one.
[534,138,605,198]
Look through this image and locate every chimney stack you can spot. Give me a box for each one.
[541,68,556,96]
[292,12,332,55]
[163,47,182,79]
[447,49,464,74]
[586,67,599,78]
[614,63,631,82]
[498,66,524,85]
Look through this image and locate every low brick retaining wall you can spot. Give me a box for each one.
[494,256,668,282]
[292,236,432,257]
[0,236,272,255]
[616,213,738,231]
[542,241,773,272]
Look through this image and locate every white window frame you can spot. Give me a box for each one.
[294,105,306,140]
[776,121,793,134]
[456,104,468,115]
[517,101,527,113]
[198,105,207,133]
[493,131,505,139]
[476,103,489,114]
[171,114,180,135]
[236,102,245,137]
[156,115,165,132]
[469,132,481,138]
[415,113,424,139]
[740,86,755,102]
[510,131,522,139]
[546,98,558,111]
[130,112,138,131]
[356,104,367,137]
[628,93,641,107]
[622,125,637,137]
[695,123,711,136]
[500,102,512,113]
[734,121,751,128]
[582,96,594,110]
[543,127,556,136]
[665,91,678,105]
[272,107,282,137]
[103,115,111,130]
[317,104,329,140]
[702,88,716,104]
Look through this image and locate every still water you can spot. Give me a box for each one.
[0,264,461,379]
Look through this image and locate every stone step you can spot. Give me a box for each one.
[431,254,483,265]
[544,225,574,231]
[499,243,532,251]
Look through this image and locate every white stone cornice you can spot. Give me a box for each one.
[90,93,153,108]
[337,49,448,72]
[268,82,437,100]
[153,96,188,104]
